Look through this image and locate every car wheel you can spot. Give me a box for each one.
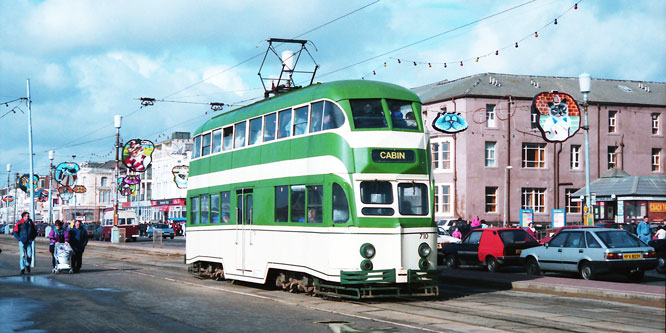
[656,254,665,274]
[446,255,458,269]
[486,256,499,273]
[171,235,174,239]
[627,270,645,283]
[579,261,596,280]
[525,258,541,275]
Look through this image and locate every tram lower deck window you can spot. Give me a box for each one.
[191,197,199,224]
[360,181,393,204]
[398,183,428,215]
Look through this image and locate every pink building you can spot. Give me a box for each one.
[413,73,665,227]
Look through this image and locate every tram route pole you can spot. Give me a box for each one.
[27,79,36,223]
[114,115,122,227]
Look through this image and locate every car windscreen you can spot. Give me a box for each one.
[498,229,536,244]
[156,224,170,229]
[595,231,644,248]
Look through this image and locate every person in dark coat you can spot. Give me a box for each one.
[48,220,69,269]
[13,211,37,275]
[68,220,89,273]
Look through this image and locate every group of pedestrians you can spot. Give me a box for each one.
[12,211,88,275]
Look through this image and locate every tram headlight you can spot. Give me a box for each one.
[418,242,431,258]
[360,243,376,259]
[360,259,374,271]
[418,258,430,270]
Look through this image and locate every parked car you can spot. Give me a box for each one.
[86,223,99,237]
[147,224,175,239]
[521,228,657,282]
[93,225,104,241]
[540,225,599,245]
[442,227,540,272]
[647,239,665,274]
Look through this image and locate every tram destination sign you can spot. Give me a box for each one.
[371,149,415,163]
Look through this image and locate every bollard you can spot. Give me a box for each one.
[111,227,119,243]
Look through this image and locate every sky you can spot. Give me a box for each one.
[1,0,664,177]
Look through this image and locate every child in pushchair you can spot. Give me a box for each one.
[53,242,74,274]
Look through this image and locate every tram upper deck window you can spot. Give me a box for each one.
[310,102,324,133]
[350,99,387,129]
[191,196,199,224]
[192,136,201,158]
[249,117,262,145]
[264,113,277,142]
[398,183,428,216]
[234,121,246,148]
[310,101,345,133]
[332,183,349,223]
[360,181,393,204]
[212,129,222,153]
[202,133,212,156]
[223,127,233,151]
[278,109,292,139]
[293,106,309,136]
[387,99,418,130]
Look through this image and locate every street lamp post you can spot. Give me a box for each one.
[114,115,122,228]
[503,165,513,227]
[5,164,10,224]
[48,150,54,224]
[579,73,592,225]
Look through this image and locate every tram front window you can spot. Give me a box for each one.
[360,181,393,204]
[387,99,418,130]
[398,183,428,215]
[350,99,387,129]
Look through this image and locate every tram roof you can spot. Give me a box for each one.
[194,80,421,135]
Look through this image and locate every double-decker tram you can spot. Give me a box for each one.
[186,80,438,298]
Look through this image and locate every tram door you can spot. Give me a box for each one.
[235,189,253,276]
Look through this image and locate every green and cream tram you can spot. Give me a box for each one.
[186,80,438,298]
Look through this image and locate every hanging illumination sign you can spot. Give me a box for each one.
[122,139,154,172]
[532,92,581,143]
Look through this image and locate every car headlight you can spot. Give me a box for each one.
[360,243,376,259]
[418,242,431,258]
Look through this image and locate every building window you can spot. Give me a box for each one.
[485,142,496,167]
[522,143,546,168]
[439,184,451,215]
[485,104,496,128]
[608,146,618,169]
[570,145,581,170]
[441,142,450,169]
[653,148,662,172]
[653,113,661,135]
[432,143,439,169]
[608,110,617,133]
[485,187,497,213]
[565,189,581,214]
[521,188,546,213]
[434,186,439,213]
[101,177,108,186]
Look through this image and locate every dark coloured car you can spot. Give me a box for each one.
[647,239,665,274]
[147,224,175,239]
[442,227,540,272]
[86,223,99,237]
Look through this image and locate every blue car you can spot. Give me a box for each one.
[146,224,175,239]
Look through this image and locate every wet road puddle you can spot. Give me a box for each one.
[0,275,122,293]
[0,297,46,332]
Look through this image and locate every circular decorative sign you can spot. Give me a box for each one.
[122,139,154,172]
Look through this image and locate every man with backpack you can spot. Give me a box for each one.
[13,211,38,275]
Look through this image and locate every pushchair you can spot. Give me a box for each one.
[53,242,74,274]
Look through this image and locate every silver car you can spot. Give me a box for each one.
[521,228,657,282]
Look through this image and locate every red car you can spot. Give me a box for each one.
[540,225,599,245]
[442,227,539,272]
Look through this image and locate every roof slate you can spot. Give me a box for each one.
[572,176,666,198]
[412,73,666,106]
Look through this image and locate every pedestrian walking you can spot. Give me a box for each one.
[452,227,462,239]
[48,220,69,270]
[13,211,37,275]
[636,216,651,244]
[68,220,89,273]
[655,225,666,240]
[470,216,482,230]
[525,222,539,241]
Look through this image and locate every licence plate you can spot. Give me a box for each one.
[516,249,522,255]
[623,253,641,260]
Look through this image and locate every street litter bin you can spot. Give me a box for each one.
[111,227,119,243]
[152,229,163,248]
[118,228,126,243]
